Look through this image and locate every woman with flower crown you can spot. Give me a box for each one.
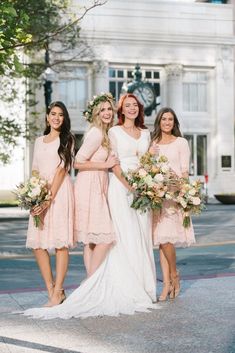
[73,93,118,276]
[22,93,159,320]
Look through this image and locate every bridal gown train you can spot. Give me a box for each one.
[21,126,159,319]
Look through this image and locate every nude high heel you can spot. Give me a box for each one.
[170,270,180,299]
[158,281,172,302]
[45,288,66,307]
[43,282,55,307]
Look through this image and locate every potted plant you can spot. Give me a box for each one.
[214,194,235,204]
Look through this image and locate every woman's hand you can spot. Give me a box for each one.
[31,200,51,216]
[149,142,159,156]
[127,185,135,193]
[105,155,119,169]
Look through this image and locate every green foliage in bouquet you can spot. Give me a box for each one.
[125,152,172,213]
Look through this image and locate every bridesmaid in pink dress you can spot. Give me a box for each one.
[150,107,195,302]
[74,93,119,277]
[27,101,75,307]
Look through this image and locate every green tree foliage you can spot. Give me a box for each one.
[0,0,105,164]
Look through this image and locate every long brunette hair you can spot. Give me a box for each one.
[44,101,75,169]
[151,107,182,143]
[117,93,147,129]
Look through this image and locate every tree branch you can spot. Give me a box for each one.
[0,1,107,52]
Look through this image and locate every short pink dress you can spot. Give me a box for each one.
[26,136,75,250]
[74,126,116,245]
[153,137,196,248]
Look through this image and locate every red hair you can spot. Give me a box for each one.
[117,93,147,129]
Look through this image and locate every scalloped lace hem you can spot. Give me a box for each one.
[76,230,116,245]
[154,237,196,248]
[26,241,76,250]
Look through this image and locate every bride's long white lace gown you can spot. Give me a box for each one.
[22,126,158,319]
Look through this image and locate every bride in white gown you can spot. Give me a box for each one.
[21,94,158,319]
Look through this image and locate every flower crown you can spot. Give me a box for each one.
[83,92,115,123]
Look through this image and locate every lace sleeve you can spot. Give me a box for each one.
[75,127,102,163]
[179,138,190,174]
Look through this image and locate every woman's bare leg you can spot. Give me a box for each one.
[158,246,171,300]
[88,243,111,277]
[160,242,180,297]
[33,248,54,299]
[160,242,177,278]
[49,247,69,305]
[84,244,95,275]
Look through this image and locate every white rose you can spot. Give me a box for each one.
[29,186,41,198]
[157,190,165,198]
[138,168,147,177]
[154,173,164,182]
[192,197,201,206]
[144,175,154,187]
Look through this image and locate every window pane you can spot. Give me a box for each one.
[109,68,116,78]
[128,70,133,79]
[145,71,152,79]
[58,67,88,110]
[184,135,194,176]
[183,84,190,111]
[118,81,124,98]
[198,83,207,111]
[117,70,124,78]
[58,80,77,108]
[109,81,116,99]
[189,83,198,111]
[153,82,160,97]
[76,80,87,109]
[197,135,207,176]
[154,72,160,79]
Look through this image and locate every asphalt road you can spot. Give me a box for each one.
[0,204,235,293]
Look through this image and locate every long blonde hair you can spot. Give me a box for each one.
[90,99,116,151]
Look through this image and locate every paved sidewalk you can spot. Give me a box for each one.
[0,276,235,353]
[0,205,235,353]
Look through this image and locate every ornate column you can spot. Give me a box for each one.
[164,63,183,112]
[92,60,109,94]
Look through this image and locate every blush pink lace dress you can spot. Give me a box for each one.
[26,136,75,250]
[153,137,196,248]
[74,126,116,244]
[22,126,159,320]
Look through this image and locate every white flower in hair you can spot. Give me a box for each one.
[83,92,115,123]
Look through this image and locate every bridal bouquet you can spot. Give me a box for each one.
[14,171,51,228]
[173,178,204,228]
[125,152,173,212]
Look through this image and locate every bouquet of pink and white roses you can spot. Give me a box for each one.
[14,171,51,228]
[125,152,174,212]
[173,178,204,228]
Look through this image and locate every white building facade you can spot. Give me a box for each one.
[1,0,235,198]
